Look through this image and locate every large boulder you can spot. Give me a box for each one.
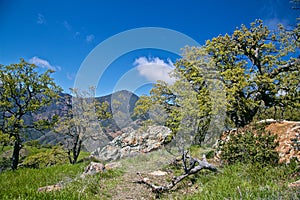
[90,125,171,162]
[92,145,121,162]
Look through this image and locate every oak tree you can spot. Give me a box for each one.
[55,87,111,164]
[0,59,61,170]
[206,20,300,127]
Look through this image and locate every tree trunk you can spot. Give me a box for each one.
[73,139,82,164]
[11,138,22,170]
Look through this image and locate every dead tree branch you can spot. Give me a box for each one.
[134,154,218,194]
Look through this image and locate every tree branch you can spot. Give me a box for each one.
[134,154,218,194]
[270,59,300,78]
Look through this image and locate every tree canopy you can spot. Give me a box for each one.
[0,59,61,169]
[134,20,300,146]
[206,20,299,127]
[55,87,111,164]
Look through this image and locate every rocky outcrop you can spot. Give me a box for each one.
[265,121,300,163]
[215,120,300,164]
[90,126,172,162]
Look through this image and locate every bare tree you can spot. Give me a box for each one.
[55,87,111,164]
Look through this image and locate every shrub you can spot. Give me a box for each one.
[0,157,11,172]
[219,127,279,166]
[22,146,68,168]
[24,140,41,148]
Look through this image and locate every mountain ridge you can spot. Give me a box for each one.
[13,90,140,150]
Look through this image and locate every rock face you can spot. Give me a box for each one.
[265,121,300,163]
[91,125,172,162]
[216,120,300,164]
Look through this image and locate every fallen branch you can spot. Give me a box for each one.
[134,154,218,194]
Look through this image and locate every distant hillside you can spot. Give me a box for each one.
[32,90,139,121]
[3,90,140,151]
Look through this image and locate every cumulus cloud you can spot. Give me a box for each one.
[29,56,61,71]
[134,57,176,84]
[86,34,95,43]
[37,13,46,24]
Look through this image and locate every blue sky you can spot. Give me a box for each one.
[0,0,298,96]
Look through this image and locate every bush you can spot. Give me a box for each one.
[219,127,279,166]
[0,157,11,172]
[24,140,41,148]
[22,146,68,168]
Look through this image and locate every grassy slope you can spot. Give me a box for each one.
[178,164,299,200]
[0,147,299,200]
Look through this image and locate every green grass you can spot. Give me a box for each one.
[170,163,299,200]
[0,163,81,199]
[0,162,123,200]
[0,145,123,200]
[0,145,299,199]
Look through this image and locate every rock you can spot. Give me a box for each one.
[80,162,105,178]
[82,131,111,152]
[91,125,172,162]
[38,161,121,192]
[92,145,121,162]
[265,121,300,163]
[288,180,300,188]
[105,161,122,170]
[38,183,63,192]
[109,130,123,138]
[148,170,168,176]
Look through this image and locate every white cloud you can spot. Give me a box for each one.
[29,56,61,71]
[86,34,95,43]
[134,57,176,84]
[63,20,72,31]
[66,72,76,80]
[264,18,290,30]
[37,13,46,24]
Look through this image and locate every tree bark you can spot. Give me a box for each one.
[11,137,22,170]
[73,139,82,164]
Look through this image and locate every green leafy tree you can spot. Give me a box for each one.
[134,47,225,146]
[0,59,61,170]
[206,20,300,127]
[55,87,111,164]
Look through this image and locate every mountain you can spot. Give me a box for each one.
[5,90,140,151]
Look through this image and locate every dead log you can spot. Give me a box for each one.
[134,154,218,194]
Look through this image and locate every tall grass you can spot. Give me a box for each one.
[0,163,84,199]
[0,161,123,200]
[178,163,299,200]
